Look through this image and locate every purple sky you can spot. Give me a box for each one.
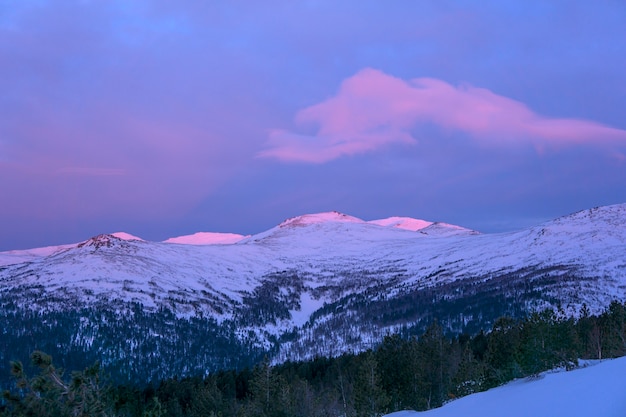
[1,1,626,251]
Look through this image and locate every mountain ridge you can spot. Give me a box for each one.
[1,203,625,383]
[0,211,470,260]
[2,203,625,317]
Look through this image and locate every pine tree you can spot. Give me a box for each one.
[189,380,222,417]
[142,397,166,417]
[485,317,522,386]
[3,351,112,417]
[416,320,451,409]
[518,310,554,376]
[353,351,389,417]
[376,334,413,410]
[603,301,626,357]
[577,303,595,357]
[452,343,485,397]
[249,357,281,417]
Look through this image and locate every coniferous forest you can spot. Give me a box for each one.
[1,301,626,417]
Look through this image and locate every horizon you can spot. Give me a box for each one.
[3,202,621,252]
[2,1,625,251]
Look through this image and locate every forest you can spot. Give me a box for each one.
[0,265,599,387]
[1,300,625,417]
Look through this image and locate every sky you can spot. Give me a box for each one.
[1,1,625,251]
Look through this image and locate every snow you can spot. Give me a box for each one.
[418,222,479,236]
[277,212,453,234]
[385,357,626,417]
[0,204,625,364]
[0,243,75,266]
[278,211,365,227]
[111,232,144,241]
[290,292,326,327]
[1,204,626,331]
[369,217,433,231]
[0,232,141,266]
[164,232,247,245]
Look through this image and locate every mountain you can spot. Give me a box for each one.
[163,232,248,245]
[368,216,433,231]
[385,357,626,417]
[110,232,144,241]
[1,204,625,384]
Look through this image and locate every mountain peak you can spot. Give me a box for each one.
[278,211,364,228]
[77,234,128,250]
[419,222,479,236]
[368,216,434,231]
[164,232,247,245]
[111,232,143,241]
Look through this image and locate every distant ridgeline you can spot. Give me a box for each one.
[2,302,625,417]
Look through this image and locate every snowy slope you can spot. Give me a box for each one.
[1,204,625,361]
[111,232,144,241]
[385,357,626,417]
[0,232,141,267]
[0,233,283,317]
[2,205,626,317]
[0,243,75,266]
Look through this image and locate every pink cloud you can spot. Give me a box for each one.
[260,68,626,163]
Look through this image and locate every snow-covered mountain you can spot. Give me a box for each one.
[1,204,625,382]
[163,232,248,245]
[368,216,433,231]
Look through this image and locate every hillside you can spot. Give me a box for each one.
[0,204,625,383]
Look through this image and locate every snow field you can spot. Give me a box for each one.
[385,357,626,417]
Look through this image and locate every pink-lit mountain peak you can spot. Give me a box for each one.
[164,232,248,245]
[74,233,144,250]
[111,232,144,241]
[278,211,365,228]
[76,234,129,250]
[368,216,433,231]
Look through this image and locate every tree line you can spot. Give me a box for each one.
[2,300,625,417]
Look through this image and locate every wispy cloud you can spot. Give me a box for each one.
[260,68,626,163]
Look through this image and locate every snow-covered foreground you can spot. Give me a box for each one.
[385,357,626,417]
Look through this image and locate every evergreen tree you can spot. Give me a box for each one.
[518,310,556,375]
[485,317,522,386]
[551,307,579,369]
[332,357,355,417]
[142,397,166,417]
[451,342,485,397]
[577,303,594,357]
[353,351,388,417]
[189,379,222,417]
[376,334,416,410]
[603,301,626,357]
[249,357,282,417]
[416,320,451,409]
[3,351,112,417]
